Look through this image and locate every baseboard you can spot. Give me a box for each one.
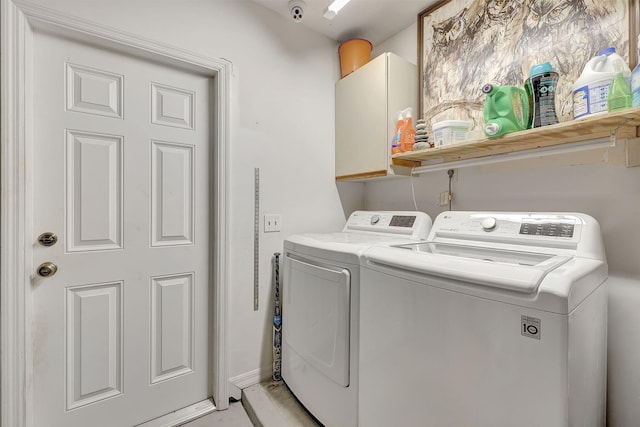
[229,365,273,400]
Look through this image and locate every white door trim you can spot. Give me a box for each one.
[0,1,231,426]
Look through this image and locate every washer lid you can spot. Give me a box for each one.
[366,243,571,293]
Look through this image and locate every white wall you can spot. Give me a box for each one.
[374,22,640,426]
[372,23,418,66]
[27,0,347,390]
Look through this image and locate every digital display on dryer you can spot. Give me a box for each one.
[519,222,574,237]
[390,215,416,228]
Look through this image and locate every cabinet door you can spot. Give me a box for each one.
[335,54,388,179]
[387,53,418,150]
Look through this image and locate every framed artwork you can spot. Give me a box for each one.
[418,0,634,130]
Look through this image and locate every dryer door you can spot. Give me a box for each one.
[283,253,351,387]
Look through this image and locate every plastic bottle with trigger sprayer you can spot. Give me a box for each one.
[400,109,416,152]
[391,108,416,153]
[391,111,404,154]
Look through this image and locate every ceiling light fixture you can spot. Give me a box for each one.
[323,0,352,20]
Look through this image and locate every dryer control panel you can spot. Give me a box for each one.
[344,211,432,240]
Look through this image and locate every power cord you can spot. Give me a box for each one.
[447,169,454,211]
[410,167,419,211]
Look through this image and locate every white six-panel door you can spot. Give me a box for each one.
[31,27,212,427]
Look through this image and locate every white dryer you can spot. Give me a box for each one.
[282,211,432,427]
[359,211,608,427]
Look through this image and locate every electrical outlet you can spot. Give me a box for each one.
[438,191,450,206]
[264,214,282,232]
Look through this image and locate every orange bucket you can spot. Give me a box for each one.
[338,39,373,78]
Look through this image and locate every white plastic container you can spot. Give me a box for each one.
[432,120,471,146]
[572,47,631,119]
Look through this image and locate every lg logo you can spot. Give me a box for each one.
[521,315,541,340]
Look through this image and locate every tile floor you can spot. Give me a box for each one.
[181,380,321,427]
[181,401,252,427]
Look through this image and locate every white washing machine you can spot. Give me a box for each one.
[359,211,608,427]
[282,211,432,427]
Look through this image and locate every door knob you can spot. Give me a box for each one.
[37,262,58,278]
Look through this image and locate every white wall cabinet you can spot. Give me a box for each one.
[335,52,417,181]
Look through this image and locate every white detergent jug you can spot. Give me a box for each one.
[572,47,631,119]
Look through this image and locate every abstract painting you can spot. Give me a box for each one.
[419,0,631,130]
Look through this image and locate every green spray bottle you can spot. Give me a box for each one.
[608,72,631,112]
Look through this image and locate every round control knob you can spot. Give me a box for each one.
[481,217,497,231]
[370,214,381,225]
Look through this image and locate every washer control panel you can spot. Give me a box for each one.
[430,211,585,247]
[428,211,605,261]
[475,216,574,237]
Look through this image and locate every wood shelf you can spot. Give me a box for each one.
[391,107,640,165]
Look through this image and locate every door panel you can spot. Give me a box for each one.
[65,63,124,118]
[150,273,194,383]
[66,129,124,251]
[151,83,195,129]
[32,28,212,427]
[66,281,123,410]
[151,140,194,246]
